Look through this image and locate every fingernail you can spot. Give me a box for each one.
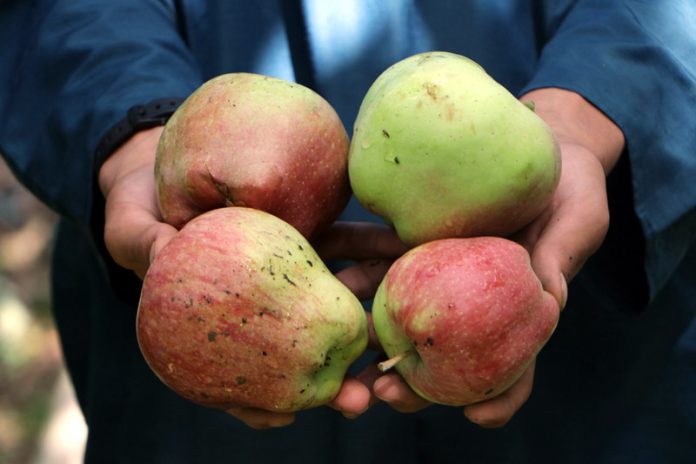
[342,412,359,420]
[559,272,568,310]
[373,376,398,402]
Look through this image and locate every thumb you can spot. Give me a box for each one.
[104,200,178,279]
[522,144,610,309]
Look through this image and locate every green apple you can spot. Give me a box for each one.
[156,72,351,239]
[137,207,368,412]
[372,237,559,406]
[349,51,561,245]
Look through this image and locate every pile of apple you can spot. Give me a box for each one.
[136,52,561,414]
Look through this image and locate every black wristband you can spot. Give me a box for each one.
[94,97,185,169]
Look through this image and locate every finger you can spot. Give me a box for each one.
[225,406,296,430]
[516,145,609,308]
[334,259,392,300]
[365,312,382,352]
[373,372,431,413]
[329,376,372,418]
[313,222,409,261]
[104,195,178,279]
[103,165,177,278]
[355,360,385,408]
[463,361,536,428]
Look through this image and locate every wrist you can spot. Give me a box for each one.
[520,88,625,174]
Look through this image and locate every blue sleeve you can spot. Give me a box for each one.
[520,0,696,300]
[0,0,203,223]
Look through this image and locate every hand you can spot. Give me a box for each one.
[99,127,289,429]
[366,88,626,427]
[101,140,409,427]
[98,126,177,279]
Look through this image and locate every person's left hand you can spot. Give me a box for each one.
[350,88,625,427]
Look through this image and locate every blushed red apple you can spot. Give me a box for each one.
[372,237,559,406]
[137,207,368,412]
[155,73,351,239]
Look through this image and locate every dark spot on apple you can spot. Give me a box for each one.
[283,274,297,287]
[425,337,434,346]
[200,391,209,399]
[306,260,313,267]
[298,244,304,251]
[208,331,217,342]
[394,157,400,164]
[268,266,275,276]
[224,289,232,295]
[382,129,390,138]
[236,376,247,385]
[484,388,494,395]
[262,351,267,356]
[203,295,212,304]
[241,317,247,324]
[292,340,298,348]
[235,293,240,298]
[258,311,264,317]
[300,389,306,394]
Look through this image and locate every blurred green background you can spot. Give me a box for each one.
[0,157,86,464]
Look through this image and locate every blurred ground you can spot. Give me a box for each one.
[0,157,87,463]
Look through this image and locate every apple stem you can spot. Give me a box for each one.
[378,350,412,373]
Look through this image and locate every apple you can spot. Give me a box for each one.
[349,51,561,245]
[372,237,559,406]
[136,207,368,412]
[155,72,351,239]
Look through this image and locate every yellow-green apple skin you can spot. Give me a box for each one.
[349,52,561,245]
[372,237,559,406]
[156,73,351,239]
[137,207,368,413]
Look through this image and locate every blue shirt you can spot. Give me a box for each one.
[1,1,695,462]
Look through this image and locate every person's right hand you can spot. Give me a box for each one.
[99,133,410,428]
